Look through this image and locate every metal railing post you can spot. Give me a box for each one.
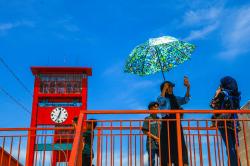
[97,129,101,166]
[176,112,183,166]
[68,112,84,166]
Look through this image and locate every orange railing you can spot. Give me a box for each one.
[68,111,84,166]
[70,110,250,166]
[0,110,250,166]
[0,127,75,166]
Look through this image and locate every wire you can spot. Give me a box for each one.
[0,86,31,115]
[0,57,33,96]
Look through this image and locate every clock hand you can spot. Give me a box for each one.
[56,110,62,121]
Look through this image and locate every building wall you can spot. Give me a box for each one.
[239,102,250,166]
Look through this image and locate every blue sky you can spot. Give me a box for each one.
[0,0,250,127]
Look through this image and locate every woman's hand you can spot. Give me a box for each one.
[184,76,191,97]
[161,83,168,97]
[215,87,221,97]
[184,76,190,88]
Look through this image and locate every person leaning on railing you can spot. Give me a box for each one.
[157,76,190,166]
[142,102,160,166]
[82,119,97,166]
[72,117,97,166]
[210,76,241,166]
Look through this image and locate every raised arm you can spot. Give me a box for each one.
[176,77,191,105]
[161,83,168,97]
[184,76,190,97]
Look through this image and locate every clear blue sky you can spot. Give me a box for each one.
[0,0,250,127]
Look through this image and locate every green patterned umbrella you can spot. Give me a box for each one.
[124,36,195,80]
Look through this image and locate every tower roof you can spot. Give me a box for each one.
[31,66,92,76]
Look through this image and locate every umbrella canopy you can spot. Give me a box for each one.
[124,36,195,79]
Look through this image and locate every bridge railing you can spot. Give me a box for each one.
[0,110,249,166]
[69,110,250,166]
[0,127,75,166]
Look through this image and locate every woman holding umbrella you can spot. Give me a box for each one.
[124,36,195,165]
[157,77,190,166]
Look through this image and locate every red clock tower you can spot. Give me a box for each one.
[26,67,92,166]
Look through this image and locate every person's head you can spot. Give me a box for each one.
[220,76,238,92]
[72,117,78,126]
[148,102,159,110]
[160,81,175,95]
[211,76,241,109]
[86,119,97,130]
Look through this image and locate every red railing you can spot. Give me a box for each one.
[70,110,250,166]
[68,111,84,166]
[0,110,250,166]
[0,127,75,166]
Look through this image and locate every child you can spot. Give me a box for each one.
[142,102,160,166]
[82,119,97,166]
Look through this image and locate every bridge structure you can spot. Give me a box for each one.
[0,67,249,166]
[0,110,250,166]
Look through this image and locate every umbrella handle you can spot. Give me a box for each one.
[160,68,166,81]
[155,47,166,81]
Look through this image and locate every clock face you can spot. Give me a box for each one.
[50,107,68,123]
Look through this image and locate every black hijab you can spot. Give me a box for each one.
[165,93,181,110]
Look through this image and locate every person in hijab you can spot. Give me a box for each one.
[210,76,241,166]
[157,76,190,166]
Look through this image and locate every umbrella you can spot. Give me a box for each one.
[124,36,195,80]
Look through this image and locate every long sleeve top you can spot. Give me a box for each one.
[157,96,190,118]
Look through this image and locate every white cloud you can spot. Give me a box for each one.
[0,23,15,31]
[183,7,222,26]
[57,16,80,32]
[182,2,250,59]
[52,16,82,41]
[0,20,34,33]
[182,5,223,41]
[184,22,219,41]
[219,6,250,59]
